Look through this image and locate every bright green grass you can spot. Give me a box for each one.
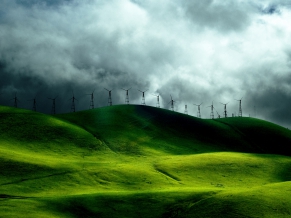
[1,105,291,217]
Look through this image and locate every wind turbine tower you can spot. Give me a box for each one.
[169,95,175,111]
[122,88,131,104]
[152,94,160,108]
[207,102,214,119]
[138,89,148,105]
[235,97,243,117]
[220,102,229,118]
[28,97,37,111]
[193,103,202,118]
[11,93,19,108]
[70,93,77,112]
[104,88,113,106]
[184,104,188,115]
[48,97,57,114]
[87,90,95,109]
[32,98,36,111]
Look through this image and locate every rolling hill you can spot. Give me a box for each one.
[1,105,291,217]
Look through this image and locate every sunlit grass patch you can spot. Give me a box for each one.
[1,105,291,217]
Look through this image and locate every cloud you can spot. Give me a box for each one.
[180,0,255,32]
[1,0,291,127]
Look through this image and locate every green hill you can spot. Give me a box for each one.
[1,105,291,217]
[56,105,291,156]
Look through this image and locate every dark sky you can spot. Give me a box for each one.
[1,0,291,128]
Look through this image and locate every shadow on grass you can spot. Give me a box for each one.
[45,191,217,218]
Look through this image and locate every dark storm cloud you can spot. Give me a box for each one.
[1,0,291,127]
[15,0,72,7]
[0,60,147,113]
[0,0,152,113]
[239,53,291,127]
[261,4,280,14]
[180,0,254,32]
[247,87,291,127]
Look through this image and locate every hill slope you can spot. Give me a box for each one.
[1,105,291,217]
[57,105,291,156]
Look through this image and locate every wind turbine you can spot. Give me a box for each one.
[138,89,148,105]
[48,96,58,114]
[86,90,95,109]
[168,95,176,111]
[11,93,20,108]
[104,88,113,106]
[70,92,77,112]
[220,102,229,118]
[184,104,188,115]
[207,101,214,119]
[27,95,37,111]
[121,87,131,104]
[193,103,203,118]
[152,94,160,108]
[235,97,243,117]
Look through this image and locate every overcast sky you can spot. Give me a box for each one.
[1,0,291,127]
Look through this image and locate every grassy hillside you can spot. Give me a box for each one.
[1,105,291,217]
[56,105,291,156]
